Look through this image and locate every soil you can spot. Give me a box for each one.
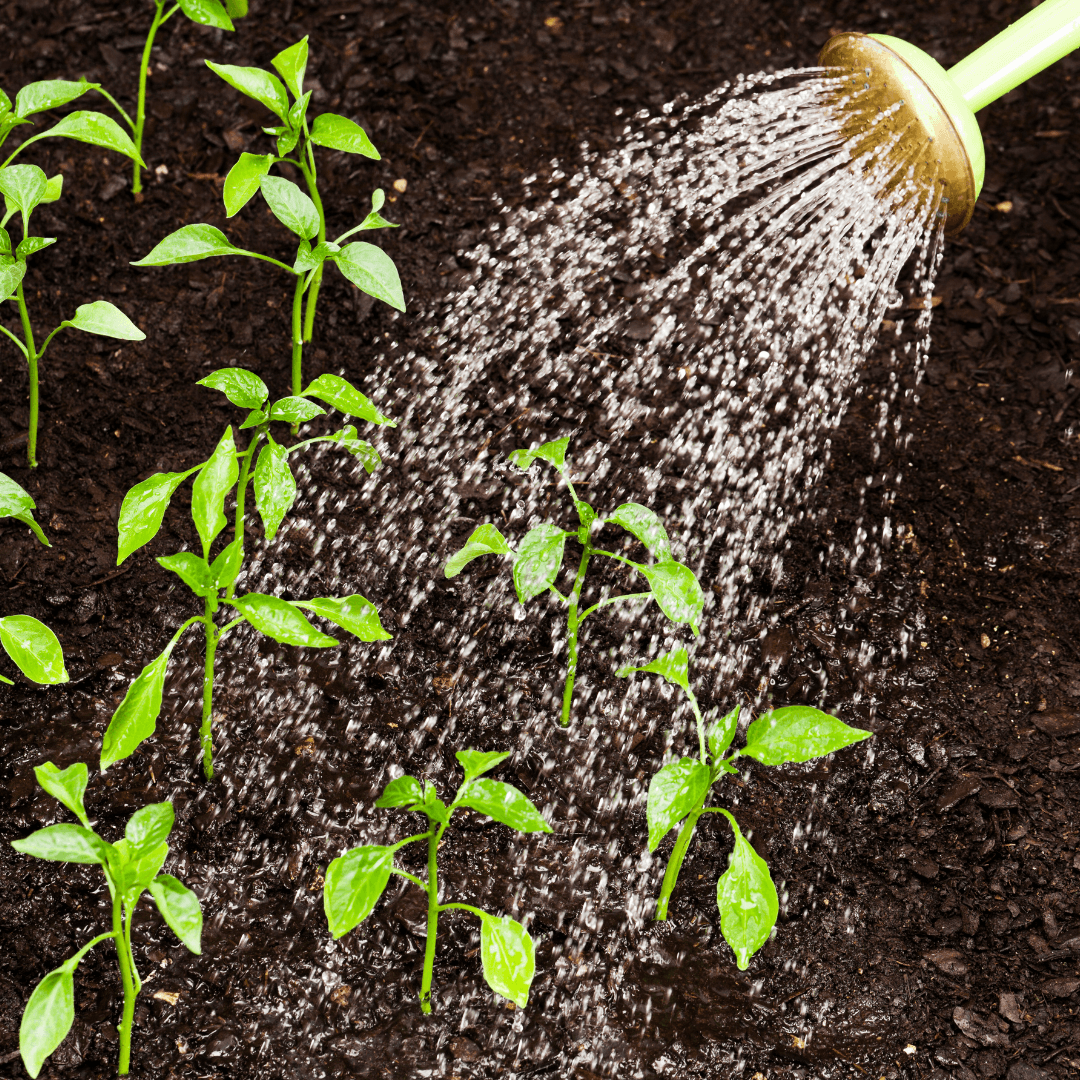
[1,1,1080,1079]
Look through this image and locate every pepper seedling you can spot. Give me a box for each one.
[0,78,142,170]
[445,436,705,725]
[103,367,394,779]
[132,37,402,396]
[12,762,202,1077]
[1,164,145,465]
[618,647,872,968]
[325,750,551,1013]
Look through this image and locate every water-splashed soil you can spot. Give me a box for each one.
[1,2,1080,1080]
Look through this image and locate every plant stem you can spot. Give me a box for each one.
[687,686,706,765]
[655,806,703,921]
[560,546,592,726]
[133,1,170,195]
[299,148,325,344]
[200,596,219,780]
[419,820,447,1013]
[290,272,305,400]
[228,431,262,599]
[14,281,38,467]
[112,896,137,1074]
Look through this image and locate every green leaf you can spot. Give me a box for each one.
[375,776,424,808]
[310,113,380,158]
[156,552,216,598]
[0,164,46,220]
[0,471,47,546]
[149,874,203,954]
[14,78,96,118]
[275,124,299,157]
[16,236,55,258]
[177,0,234,30]
[198,367,268,409]
[422,784,449,824]
[574,498,596,540]
[116,471,188,564]
[223,152,274,217]
[455,749,510,784]
[299,373,394,425]
[225,0,247,15]
[508,436,570,474]
[616,645,689,693]
[115,838,169,898]
[132,223,242,266]
[63,301,145,340]
[125,802,174,853]
[287,90,311,132]
[293,239,339,273]
[268,395,325,424]
[741,706,873,766]
[324,845,393,938]
[640,560,704,634]
[38,111,142,164]
[332,242,404,312]
[0,259,27,305]
[32,762,88,826]
[0,615,67,684]
[298,596,391,641]
[19,964,74,1079]
[191,426,238,551]
[646,758,711,851]
[328,425,381,472]
[239,409,266,430]
[0,227,10,256]
[608,502,672,559]
[455,778,551,833]
[210,538,244,590]
[41,173,63,204]
[444,523,510,578]
[259,175,319,239]
[100,641,177,770]
[513,523,566,603]
[230,592,340,647]
[271,37,309,100]
[478,913,535,1008]
[205,61,289,121]
[11,823,111,865]
[707,704,741,764]
[716,810,778,970]
[252,437,295,542]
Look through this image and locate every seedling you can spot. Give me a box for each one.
[618,647,872,968]
[324,750,551,1013]
[445,437,705,725]
[12,762,202,1077]
[103,367,394,779]
[133,37,402,396]
[1,164,145,465]
[1,78,142,170]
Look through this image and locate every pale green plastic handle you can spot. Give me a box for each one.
[948,0,1080,111]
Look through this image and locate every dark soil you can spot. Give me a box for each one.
[2,1,1080,1079]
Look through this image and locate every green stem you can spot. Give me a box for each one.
[132,1,176,194]
[14,281,39,467]
[655,806,704,921]
[290,272,305,400]
[561,546,592,726]
[228,429,263,599]
[438,901,487,918]
[578,590,651,622]
[200,597,219,780]
[687,686,706,765]
[299,148,326,344]
[112,895,137,1074]
[419,821,447,1014]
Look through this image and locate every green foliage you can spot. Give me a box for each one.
[0,614,67,685]
[104,368,393,778]
[324,750,550,1012]
[12,765,201,1077]
[445,437,704,725]
[619,648,872,968]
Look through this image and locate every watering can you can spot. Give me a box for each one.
[820,0,1080,233]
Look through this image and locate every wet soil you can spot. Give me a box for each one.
[1,1,1080,1079]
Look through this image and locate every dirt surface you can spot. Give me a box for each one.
[1,1,1080,1078]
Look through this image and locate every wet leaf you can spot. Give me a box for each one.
[11,823,111,865]
[375,776,424,808]
[328,425,381,472]
[268,395,325,424]
[223,152,274,217]
[63,301,145,340]
[210,538,244,590]
[191,426,238,551]
[741,706,872,766]
[14,78,96,118]
[0,259,26,304]
[478,914,535,1008]
[198,367,268,409]
[332,242,405,311]
[259,175,319,239]
[324,845,394,937]
[252,437,295,542]
[125,803,174,853]
[100,641,178,770]
[616,645,689,692]
[205,61,289,121]
[716,810,778,970]
[230,593,339,647]
[15,236,55,258]
[271,37,309,99]
[149,875,203,954]
[0,615,67,684]
[115,838,169,898]
[508,436,569,474]
[707,704,741,763]
[310,113,380,158]
[445,523,511,578]
[132,224,242,266]
[177,0,234,30]
[608,502,672,559]
[0,164,46,217]
[512,523,566,603]
[640,560,703,633]
[156,552,215,598]
[456,750,510,783]
[298,596,391,641]
[32,763,88,826]
[38,111,141,163]
[646,758,711,851]
[117,471,189,563]
[300,373,394,425]
[455,778,551,833]
[19,964,74,1079]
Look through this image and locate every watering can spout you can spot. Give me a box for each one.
[819,0,1080,235]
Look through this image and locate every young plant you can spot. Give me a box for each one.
[324,750,551,1014]
[617,647,872,968]
[102,367,394,779]
[131,37,403,395]
[12,762,202,1077]
[1,78,142,170]
[1,165,145,465]
[445,436,705,726]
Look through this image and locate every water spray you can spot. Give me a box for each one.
[822,0,1080,233]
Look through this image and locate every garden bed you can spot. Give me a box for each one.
[1,0,1079,1078]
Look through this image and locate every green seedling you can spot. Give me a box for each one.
[0,78,142,170]
[132,36,402,397]
[618,647,872,968]
[325,750,551,1014]
[103,366,394,779]
[1,164,145,465]
[445,436,705,725]
[12,762,202,1077]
